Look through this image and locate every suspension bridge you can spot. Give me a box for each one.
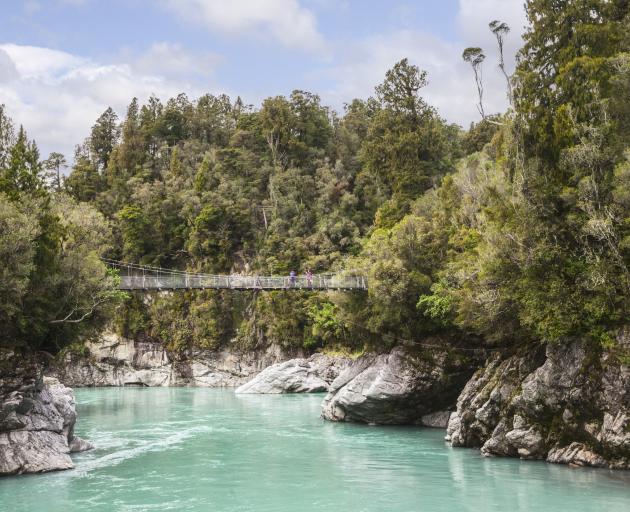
[103,259,368,291]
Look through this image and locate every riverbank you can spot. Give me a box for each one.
[3,330,629,475]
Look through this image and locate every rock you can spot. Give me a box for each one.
[480,420,514,457]
[235,354,348,394]
[505,425,545,459]
[321,346,481,425]
[49,331,297,388]
[0,363,92,475]
[446,335,630,469]
[547,443,607,467]
[421,410,452,428]
[0,431,73,475]
[444,411,461,442]
[69,436,94,453]
[446,352,541,448]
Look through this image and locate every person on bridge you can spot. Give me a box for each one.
[306,269,313,288]
[289,270,297,287]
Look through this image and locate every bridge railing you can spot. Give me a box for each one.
[104,258,367,291]
[118,273,367,290]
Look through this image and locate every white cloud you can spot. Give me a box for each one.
[0,43,218,160]
[0,0,528,161]
[162,0,327,53]
[125,42,222,80]
[319,0,527,127]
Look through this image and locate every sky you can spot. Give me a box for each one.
[0,0,527,160]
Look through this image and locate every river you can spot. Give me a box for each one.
[1,388,629,511]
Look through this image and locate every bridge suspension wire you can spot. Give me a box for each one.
[101,259,368,291]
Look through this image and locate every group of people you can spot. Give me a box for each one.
[288,269,314,288]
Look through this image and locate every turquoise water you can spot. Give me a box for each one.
[1,388,629,511]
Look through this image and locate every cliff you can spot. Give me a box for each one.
[0,350,92,475]
[445,337,630,469]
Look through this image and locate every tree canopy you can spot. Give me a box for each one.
[3,1,630,358]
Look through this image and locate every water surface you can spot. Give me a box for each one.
[1,388,629,511]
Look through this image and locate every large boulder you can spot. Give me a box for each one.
[235,354,349,394]
[0,352,92,476]
[321,346,481,425]
[445,334,630,469]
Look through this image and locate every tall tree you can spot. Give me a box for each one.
[0,126,42,197]
[89,107,120,171]
[462,47,486,118]
[489,20,513,104]
[0,105,15,170]
[43,152,67,191]
[360,59,453,227]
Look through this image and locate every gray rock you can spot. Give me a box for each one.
[49,331,299,388]
[446,335,630,469]
[322,346,480,425]
[69,436,94,453]
[480,420,514,457]
[0,431,73,475]
[236,354,348,394]
[0,373,91,475]
[505,425,545,459]
[547,443,607,467]
[421,410,452,428]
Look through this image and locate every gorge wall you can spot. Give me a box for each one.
[445,335,630,470]
[50,331,300,388]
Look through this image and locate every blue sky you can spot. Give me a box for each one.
[0,0,526,159]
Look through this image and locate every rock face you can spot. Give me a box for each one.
[445,336,630,469]
[235,354,350,394]
[51,332,295,388]
[0,351,92,475]
[321,346,481,425]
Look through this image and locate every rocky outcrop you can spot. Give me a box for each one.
[0,350,92,475]
[51,332,295,388]
[446,336,630,469]
[321,346,482,425]
[235,354,350,394]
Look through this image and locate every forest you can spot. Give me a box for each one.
[1,0,630,361]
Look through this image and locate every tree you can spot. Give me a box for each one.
[0,194,39,329]
[65,154,102,203]
[117,204,155,263]
[0,105,15,170]
[0,126,43,197]
[89,107,120,170]
[375,58,428,123]
[462,47,486,119]
[43,152,67,191]
[360,59,453,227]
[489,20,513,104]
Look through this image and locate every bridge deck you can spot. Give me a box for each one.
[119,274,367,291]
[104,260,367,291]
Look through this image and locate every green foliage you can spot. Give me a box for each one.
[305,301,345,349]
[11,7,630,359]
[0,121,43,199]
[0,107,125,352]
[117,204,155,263]
[360,59,458,227]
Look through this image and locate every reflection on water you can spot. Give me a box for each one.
[1,388,629,512]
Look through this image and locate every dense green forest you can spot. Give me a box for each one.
[1,1,629,357]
